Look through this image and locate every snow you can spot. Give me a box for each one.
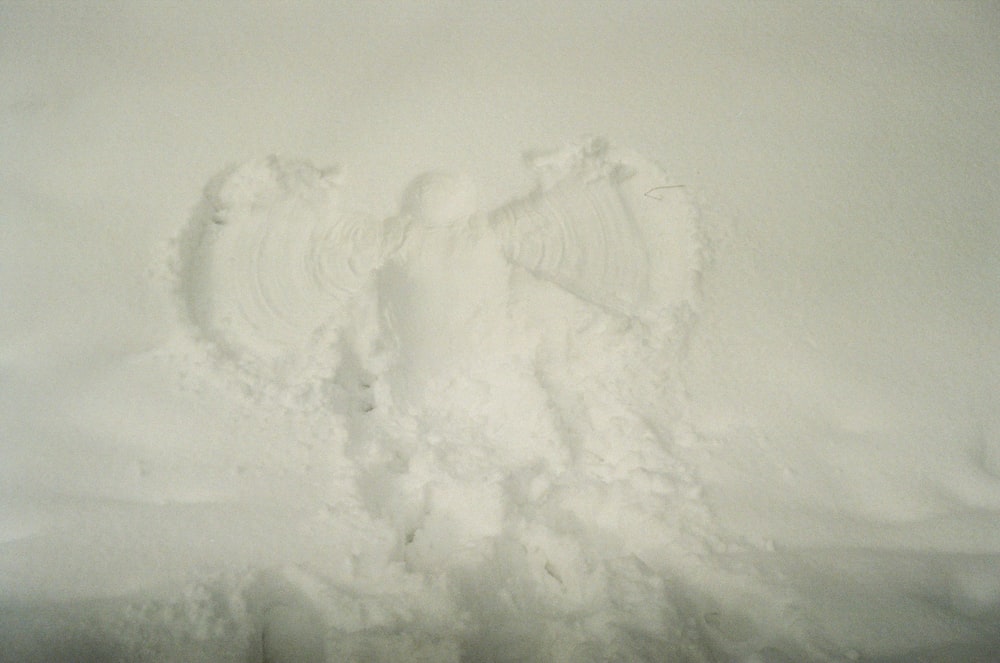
[2,2,999,662]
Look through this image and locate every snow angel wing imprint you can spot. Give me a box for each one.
[489,138,701,323]
[179,156,386,381]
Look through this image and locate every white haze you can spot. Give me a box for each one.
[1,2,998,662]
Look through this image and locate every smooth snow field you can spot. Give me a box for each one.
[2,2,999,662]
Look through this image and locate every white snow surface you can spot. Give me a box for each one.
[2,3,999,662]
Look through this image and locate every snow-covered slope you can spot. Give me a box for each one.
[2,3,998,661]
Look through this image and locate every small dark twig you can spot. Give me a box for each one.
[644,185,685,200]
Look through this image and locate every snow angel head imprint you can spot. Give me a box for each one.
[399,171,479,229]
